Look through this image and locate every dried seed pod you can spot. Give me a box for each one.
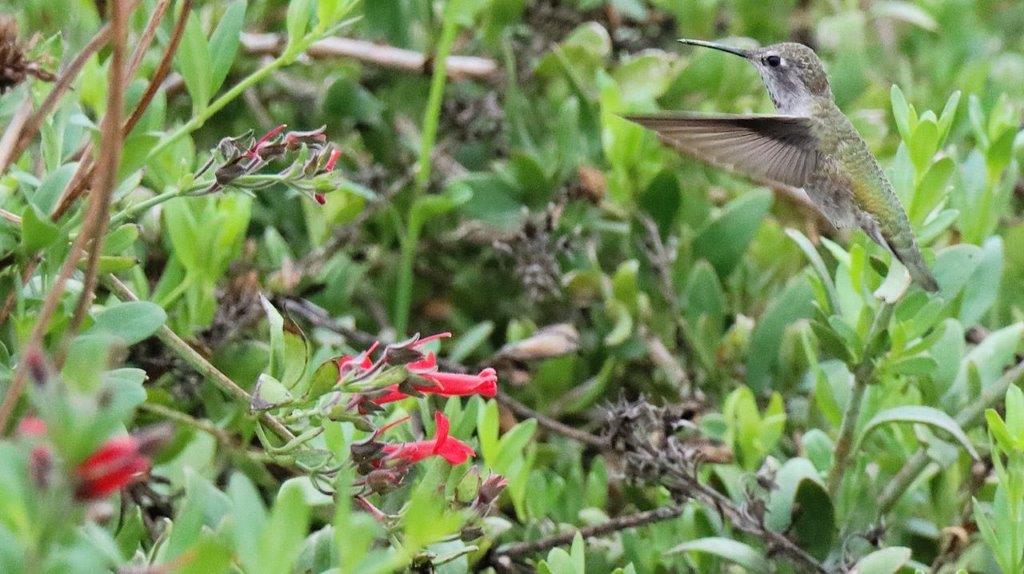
[0,16,54,94]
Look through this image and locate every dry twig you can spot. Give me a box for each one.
[240,32,500,82]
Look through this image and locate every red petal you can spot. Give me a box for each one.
[17,416,47,438]
[432,412,450,454]
[436,437,476,465]
[407,351,437,373]
[371,386,409,405]
[324,149,342,171]
[413,332,452,348]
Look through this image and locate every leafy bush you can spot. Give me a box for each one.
[1,0,1024,572]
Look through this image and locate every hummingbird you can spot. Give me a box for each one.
[627,39,939,292]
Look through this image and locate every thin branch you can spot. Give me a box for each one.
[240,32,500,82]
[128,0,172,76]
[496,390,607,449]
[659,459,828,573]
[66,0,130,339]
[0,99,33,177]
[280,297,379,348]
[0,208,20,225]
[827,301,895,496]
[103,275,296,443]
[139,402,275,464]
[489,505,685,566]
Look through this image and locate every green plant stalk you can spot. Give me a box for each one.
[108,185,194,227]
[877,356,1024,516]
[140,402,276,464]
[393,5,460,336]
[393,218,421,336]
[102,275,296,443]
[827,301,895,496]
[107,170,294,228]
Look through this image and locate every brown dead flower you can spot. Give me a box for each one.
[0,16,54,94]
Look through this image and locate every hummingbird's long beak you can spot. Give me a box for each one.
[678,39,749,59]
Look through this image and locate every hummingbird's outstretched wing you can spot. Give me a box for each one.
[625,113,821,188]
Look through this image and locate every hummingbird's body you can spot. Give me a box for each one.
[628,41,939,292]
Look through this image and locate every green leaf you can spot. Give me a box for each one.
[684,260,725,331]
[786,228,839,312]
[887,355,937,376]
[638,170,680,235]
[747,277,815,393]
[449,321,494,364]
[856,405,979,460]
[207,1,247,96]
[890,84,915,144]
[88,301,167,346]
[251,373,293,411]
[1005,385,1024,440]
[228,473,267,572]
[766,457,834,559]
[933,244,982,298]
[603,299,634,346]
[20,205,60,252]
[937,91,961,144]
[175,537,232,574]
[666,537,771,572]
[410,183,473,229]
[163,198,202,273]
[31,163,76,213]
[986,409,1016,452]
[909,117,938,172]
[175,12,211,113]
[257,480,310,573]
[285,0,314,56]
[102,224,139,255]
[693,190,773,277]
[959,236,1002,326]
[851,547,911,574]
[306,359,339,400]
[949,323,1023,403]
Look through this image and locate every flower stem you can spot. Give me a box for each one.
[393,4,460,336]
[827,301,895,496]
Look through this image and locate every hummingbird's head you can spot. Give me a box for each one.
[680,39,832,116]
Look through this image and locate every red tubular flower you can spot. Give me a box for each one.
[323,148,342,171]
[373,367,498,405]
[337,342,378,377]
[381,412,475,465]
[75,436,151,500]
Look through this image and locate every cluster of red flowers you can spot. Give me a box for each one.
[338,333,497,407]
[337,334,498,469]
[17,417,166,501]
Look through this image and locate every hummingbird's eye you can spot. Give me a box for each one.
[766,55,782,67]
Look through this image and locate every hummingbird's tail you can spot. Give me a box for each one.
[861,215,939,292]
[884,228,939,293]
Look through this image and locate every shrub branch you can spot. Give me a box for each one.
[827,301,895,496]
